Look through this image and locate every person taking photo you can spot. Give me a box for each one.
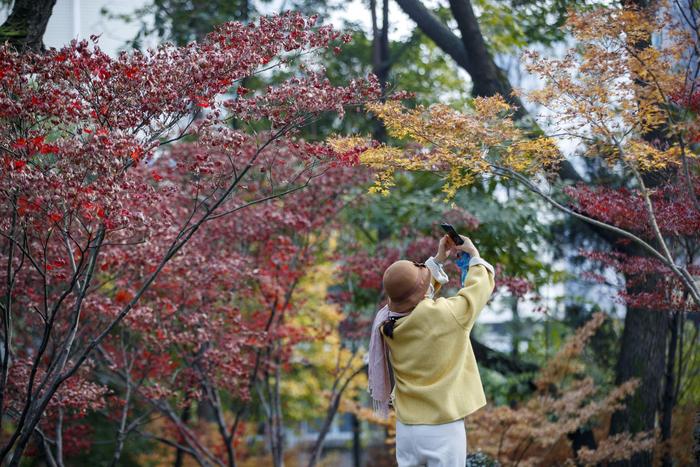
[368,234,495,467]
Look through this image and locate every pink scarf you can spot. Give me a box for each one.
[367,304,410,418]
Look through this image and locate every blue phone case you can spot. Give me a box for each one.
[455,252,471,284]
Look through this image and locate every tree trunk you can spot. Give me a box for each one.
[567,214,669,466]
[393,2,673,462]
[609,303,667,467]
[0,0,57,52]
[377,0,389,86]
[660,310,679,467]
[510,296,521,358]
[240,0,249,21]
[351,413,361,467]
[694,409,700,465]
[370,0,391,141]
[392,0,585,185]
[607,2,676,457]
[265,353,284,467]
[568,427,597,463]
[274,361,284,467]
[447,0,516,102]
[308,365,366,467]
[393,0,527,118]
[558,221,669,448]
[307,394,341,467]
[173,405,191,467]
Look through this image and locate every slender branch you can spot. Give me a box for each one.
[630,165,700,305]
[493,164,700,303]
[35,428,58,467]
[60,123,295,385]
[4,227,105,465]
[191,351,235,467]
[230,257,305,438]
[134,429,205,466]
[308,363,367,467]
[0,193,19,422]
[110,360,133,467]
[206,178,313,222]
[55,407,64,467]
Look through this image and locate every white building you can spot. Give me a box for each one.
[1,0,150,56]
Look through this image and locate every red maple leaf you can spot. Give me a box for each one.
[114,289,133,305]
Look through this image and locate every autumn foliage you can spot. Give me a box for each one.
[338,2,700,465]
[466,313,653,467]
[345,314,656,466]
[0,12,382,464]
[1,1,698,465]
[355,3,700,305]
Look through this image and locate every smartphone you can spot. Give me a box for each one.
[440,223,464,245]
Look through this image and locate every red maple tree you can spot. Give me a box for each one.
[0,13,381,464]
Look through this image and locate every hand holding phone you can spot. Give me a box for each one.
[440,223,473,284]
[440,223,465,245]
[440,224,479,258]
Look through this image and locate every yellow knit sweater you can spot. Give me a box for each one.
[383,264,495,425]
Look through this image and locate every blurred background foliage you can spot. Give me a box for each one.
[97,0,687,464]
[4,0,696,463]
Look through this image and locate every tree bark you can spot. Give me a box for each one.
[392,0,585,186]
[0,0,57,52]
[307,365,366,467]
[609,294,668,467]
[510,296,521,358]
[447,0,516,103]
[371,0,391,141]
[393,0,527,118]
[351,413,361,467]
[173,405,191,467]
[307,393,341,467]
[660,310,679,467]
[571,205,671,463]
[273,359,284,467]
[694,409,700,465]
[608,1,676,458]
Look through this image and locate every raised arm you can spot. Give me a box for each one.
[443,236,495,330]
[425,235,452,295]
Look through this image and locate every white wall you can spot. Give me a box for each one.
[0,0,150,56]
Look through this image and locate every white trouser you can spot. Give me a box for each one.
[395,418,467,467]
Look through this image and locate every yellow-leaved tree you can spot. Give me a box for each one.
[282,247,367,467]
[465,313,654,467]
[332,3,700,305]
[283,262,366,424]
